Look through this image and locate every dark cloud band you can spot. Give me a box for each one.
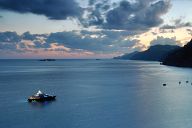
[0,0,82,20]
[0,0,171,31]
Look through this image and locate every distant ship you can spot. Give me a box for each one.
[39,59,56,61]
[28,90,56,102]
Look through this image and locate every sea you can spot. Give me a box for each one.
[0,59,192,128]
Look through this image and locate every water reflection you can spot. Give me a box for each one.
[28,100,56,108]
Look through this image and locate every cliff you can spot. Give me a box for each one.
[162,39,192,67]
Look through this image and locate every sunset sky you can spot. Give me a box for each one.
[0,0,192,59]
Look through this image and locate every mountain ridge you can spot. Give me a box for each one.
[114,45,180,62]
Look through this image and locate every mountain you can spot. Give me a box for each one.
[114,45,180,62]
[162,39,192,67]
[114,51,139,59]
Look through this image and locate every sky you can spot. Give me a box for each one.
[0,0,191,59]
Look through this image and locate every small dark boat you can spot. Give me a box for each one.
[39,59,56,61]
[28,90,56,102]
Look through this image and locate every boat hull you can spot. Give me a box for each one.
[28,96,56,102]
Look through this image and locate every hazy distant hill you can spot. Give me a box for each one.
[114,51,139,59]
[114,45,180,62]
[162,39,192,67]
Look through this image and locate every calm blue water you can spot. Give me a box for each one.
[1,59,192,128]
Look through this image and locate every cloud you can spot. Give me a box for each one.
[88,0,97,6]
[161,18,192,29]
[82,0,110,27]
[106,0,170,30]
[84,0,171,30]
[0,31,21,42]
[0,30,143,58]
[150,36,181,46]
[48,43,71,52]
[186,29,192,36]
[0,32,21,51]
[22,32,37,40]
[0,0,82,20]
[46,30,140,53]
